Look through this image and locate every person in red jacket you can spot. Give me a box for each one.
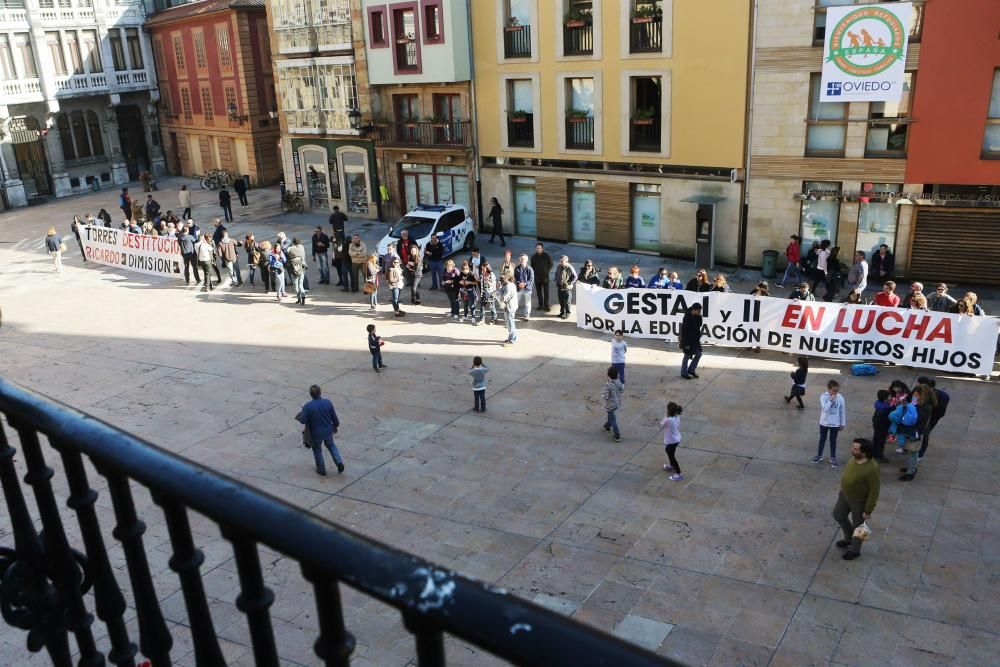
[872,280,900,307]
[778,234,801,288]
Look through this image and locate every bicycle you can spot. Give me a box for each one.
[200,169,235,190]
[280,191,305,214]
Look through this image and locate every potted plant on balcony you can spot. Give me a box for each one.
[402,114,418,128]
[631,4,662,24]
[504,16,523,31]
[564,8,592,28]
[426,115,449,128]
[396,31,415,44]
[566,108,591,123]
[510,109,530,123]
[633,107,656,125]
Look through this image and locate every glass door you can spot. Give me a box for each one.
[569,180,596,244]
[513,176,536,236]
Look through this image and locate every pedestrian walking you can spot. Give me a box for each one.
[784,357,809,409]
[661,402,684,481]
[513,254,534,320]
[328,205,347,239]
[778,234,801,288]
[296,385,345,475]
[601,366,624,442]
[469,356,489,412]
[812,380,846,468]
[233,176,248,207]
[219,187,233,223]
[500,274,518,345]
[45,227,64,273]
[367,324,386,372]
[217,230,243,287]
[846,251,869,296]
[679,304,703,379]
[832,438,880,561]
[195,233,216,292]
[287,238,308,305]
[530,243,553,312]
[488,197,506,245]
[555,255,577,319]
[70,215,87,261]
[311,226,331,284]
[179,184,192,220]
[611,330,628,385]
[387,256,406,317]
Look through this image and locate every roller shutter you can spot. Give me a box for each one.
[909,209,1000,285]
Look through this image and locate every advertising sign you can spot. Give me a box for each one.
[575,285,999,376]
[821,2,912,102]
[79,225,183,279]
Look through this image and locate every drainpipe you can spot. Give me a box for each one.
[738,0,759,268]
[465,0,484,230]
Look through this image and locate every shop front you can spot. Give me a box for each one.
[288,138,378,218]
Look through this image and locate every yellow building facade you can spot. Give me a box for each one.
[472,0,750,262]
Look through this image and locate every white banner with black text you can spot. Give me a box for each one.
[79,224,183,279]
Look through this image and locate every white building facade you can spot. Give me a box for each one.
[0,0,164,208]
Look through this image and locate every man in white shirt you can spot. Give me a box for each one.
[813,239,832,301]
[847,251,869,297]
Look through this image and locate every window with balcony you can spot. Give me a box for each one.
[984,69,1000,158]
[503,0,531,58]
[46,32,66,75]
[423,0,443,44]
[433,93,462,143]
[368,7,388,47]
[193,31,207,69]
[172,35,185,73]
[126,28,142,70]
[866,72,912,157]
[276,0,309,29]
[83,30,101,73]
[109,30,126,71]
[629,76,661,152]
[180,86,193,120]
[392,5,419,73]
[813,0,923,47]
[315,62,358,128]
[66,32,82,74]
[392,93,419,142]
[14,33,36,78]
[217,25,232,69]
[563,0,593,56]
[565,77,594,150]
[224,86,237,116]
[0,36,16,80]
[629,0,662,53]
[506,79,534,148]
[201,87,214,121]
[805,73,846,157]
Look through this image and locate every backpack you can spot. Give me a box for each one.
[851,363,878,376]
[901,402,918,426]
[288,254,304,276]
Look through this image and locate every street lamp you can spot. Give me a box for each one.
[347,107,374,133]
[227,102,249,124]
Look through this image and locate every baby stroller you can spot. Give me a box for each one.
[140,170,158,192]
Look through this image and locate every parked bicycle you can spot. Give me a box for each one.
[280,191,305,214]
[200,169,235,190]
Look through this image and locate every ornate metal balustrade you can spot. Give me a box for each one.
[0,376,680,667]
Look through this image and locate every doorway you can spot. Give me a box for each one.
[116,105,149,181]
[8,117,51,197]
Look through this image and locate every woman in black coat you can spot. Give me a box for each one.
[488,197,505,246]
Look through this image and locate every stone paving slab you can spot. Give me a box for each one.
[0,177,998,665]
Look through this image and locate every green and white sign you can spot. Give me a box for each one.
[821,2,912,102]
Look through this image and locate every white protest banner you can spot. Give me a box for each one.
[820,2,912,102]
[80,224,183,279]
[575,285,999,376]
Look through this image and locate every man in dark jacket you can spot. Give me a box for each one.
[338,231,353,291]
[554,255,577,319]
[219,187,233,222]
[679,303,703,379]
[425,235,445,289]
[177,224,201,285]
[870,244,894,285]
[312,226,331,284]
[233,176,248,206]
[530,243,554,312]
[296,385,344,475]
[329,206,347,238]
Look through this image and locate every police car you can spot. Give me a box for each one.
[375,204,475,258]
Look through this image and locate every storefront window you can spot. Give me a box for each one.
[342,151,369,214]
[302,148,329,209]
[800,181,841,247]
[631,183,661,251]
[569,180,596,244]
[401,163,469,211]
[513,176,536,236]
[856,183,901,258]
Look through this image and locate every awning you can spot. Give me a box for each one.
[680,195,727,204]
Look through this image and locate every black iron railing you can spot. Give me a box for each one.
[395,38,418,70]
[630,18,662,53]
[0,376,680,666]
[503,24,531,58]
[566,116,595,150]
[630,119,661,152]
[507,112,535,148]
[373,120,472,148]
[563,23,593,56]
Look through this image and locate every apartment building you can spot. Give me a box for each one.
[267,0,379,218]
[359,0,474,221]
[0,0,163,208]
[147,0,280,186]
[472,0,750,263]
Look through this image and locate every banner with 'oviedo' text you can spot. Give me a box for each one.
[80,224,183,279]
[575,285,999,375]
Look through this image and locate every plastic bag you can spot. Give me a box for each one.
[853,521,872,542]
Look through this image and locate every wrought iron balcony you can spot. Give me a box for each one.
[395,38,418,71]
[565,116,594,150]
[563,22,593,56]
[629,16,663,53]
[630,117,661,152]
[503,23,531,58]
[0,376,679,667]
[507,112,535,148]
[374,120,472,148]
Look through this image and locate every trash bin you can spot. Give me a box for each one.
[242,174,250,191]
[91,177,100,192]
[762,250,778,279]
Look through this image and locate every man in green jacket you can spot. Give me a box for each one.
[833,438,881,560]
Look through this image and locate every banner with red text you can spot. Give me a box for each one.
[80,224,183,279]
[575,285,998,375]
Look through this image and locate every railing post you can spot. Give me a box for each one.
[222,529,279,667]
[301,565,355,667]
[403,612,446,667]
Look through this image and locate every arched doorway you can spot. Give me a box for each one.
[116,105,149,181]
[8,116,51,197]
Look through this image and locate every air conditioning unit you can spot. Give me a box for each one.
[730,168,745,183]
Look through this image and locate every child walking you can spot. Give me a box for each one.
[367,324,386,373]
[469,357,489,412]
[611,330,628,385]
[601,366,624,442]
[661,402,684,481]
[812,380,845,468]
[784,357,809,408]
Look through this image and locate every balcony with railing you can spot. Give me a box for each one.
[629,14,662,53]
[630,116,661,152]
[395,37,418,71]
[1,77,43,103]
[507,112,534,148]
[52,72,108,96]
[314,21,352,49]
[37,7,96,24]
[503,21,531,58]
[0,6,28,27]
[112,68,151,91]
[563,19,593,56]
[565,115,594,150]
[276,25,317,54]
[374,120,472,149]
[285,108,352,134]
